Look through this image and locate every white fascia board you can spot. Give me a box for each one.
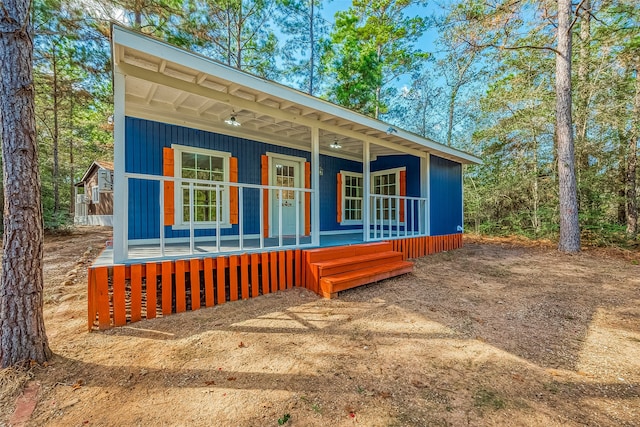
[112,25,482,166]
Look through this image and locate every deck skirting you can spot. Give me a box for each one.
[87,234,463,330]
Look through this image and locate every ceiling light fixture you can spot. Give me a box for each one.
[224,111,241,127]
[330,137,342,149]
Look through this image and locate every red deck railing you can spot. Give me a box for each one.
[88,234,463,330]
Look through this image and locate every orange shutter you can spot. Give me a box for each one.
[261,155,269,238]
[229,157,238,224]
[163,147,175,226]
[336,172,342,223]
[399,169,406,222]
[305,162,311,236]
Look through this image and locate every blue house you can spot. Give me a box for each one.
[87,25,481,330]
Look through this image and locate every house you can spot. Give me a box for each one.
[74,160,114,226]
[87,25,482,330]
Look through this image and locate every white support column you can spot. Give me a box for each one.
[363,140,371,242]
[421,154,430,236]
[311,127,321,246]
[113,69,127,262]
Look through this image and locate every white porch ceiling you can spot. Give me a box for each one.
[112,25,481,165]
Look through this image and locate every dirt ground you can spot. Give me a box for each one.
[1,228,639,426]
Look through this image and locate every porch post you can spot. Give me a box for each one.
[421,154,430,236]
[311,126,320,246]
[112,69,127,262]
[363,140,370,242]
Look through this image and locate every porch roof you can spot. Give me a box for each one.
[112,25,481,165]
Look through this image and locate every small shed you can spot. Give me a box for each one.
[74,160,114,226]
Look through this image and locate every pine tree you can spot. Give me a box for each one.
[0,0,52,367]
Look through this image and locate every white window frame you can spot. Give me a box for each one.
[91,186,100,203]
[340,170,364,225]
[172,144,232,229]
[371,166,406,223]
[266,152,307,236]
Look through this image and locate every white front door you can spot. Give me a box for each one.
[270,157,303,236]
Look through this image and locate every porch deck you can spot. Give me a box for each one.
[92,232,412,267]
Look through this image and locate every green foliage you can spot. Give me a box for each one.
[473,389,505,410]
[277,413,291,425]
[323,0,429,117]
[181,0,281,78]
[457,0,640,245]
[33,0,113,228]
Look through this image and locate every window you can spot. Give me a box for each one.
[342,172,363,223]
[173,145,230,226]
[91,186,100,203]
[372,170,398,221]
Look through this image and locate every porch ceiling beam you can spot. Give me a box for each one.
[126,100,364,162]
[118,63,427,159]
[145,84,158,104]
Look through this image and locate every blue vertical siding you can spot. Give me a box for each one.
[126,117,312,240]
[429,155,463,236]
[125,117,432,240]
[319,156,362,231]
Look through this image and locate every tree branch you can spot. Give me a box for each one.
[568,0,590,32]
[468,40,561,56]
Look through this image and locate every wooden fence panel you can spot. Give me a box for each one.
[251,254,260,297]
[278,251,285,291]
[217,256,226,304]
[286,250,293,289]
[161,261,172,316]
[240,254,249,299]
[95,266,110,329]
[146,262,157,319]
[113,265,126,326]
[130,264,142,323]
[270,252,278,293]
[261,252,270,295]
[175,260,186,313]
[204,258,214,307]
[190,259,201,311]
[229,255,239,301]
[295,249,301,286]
[87,269,96,330]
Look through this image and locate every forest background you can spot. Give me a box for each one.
[15,0,640,246]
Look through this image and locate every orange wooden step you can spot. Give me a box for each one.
[320,260,414,299]
[314,251,404,277]
[304,241,392,263]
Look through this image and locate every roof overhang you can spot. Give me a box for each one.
[111,25,482,165]
[77,160,113,185]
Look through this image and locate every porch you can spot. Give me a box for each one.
[110,172,429,265]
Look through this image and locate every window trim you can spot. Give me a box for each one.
[266,152,307,236]
[171,144,232,229]
[371,167,406,223]
[91,186,100,204]
[339,170,364,225]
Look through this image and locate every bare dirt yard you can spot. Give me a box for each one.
[1,228,639,426]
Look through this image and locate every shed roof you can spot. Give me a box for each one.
[76,160,114,186]
[112,25,481,165]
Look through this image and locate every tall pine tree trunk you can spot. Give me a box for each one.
[446,84,459,147]
[575,0,591,210]
[627,63,639,237]
[556,0,581,252]
[52,43,60,214]
[0,0,52,367]
[308,0,314,96]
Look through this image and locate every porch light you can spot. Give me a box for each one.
[330,137,342,149]
[224,112,241,127]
